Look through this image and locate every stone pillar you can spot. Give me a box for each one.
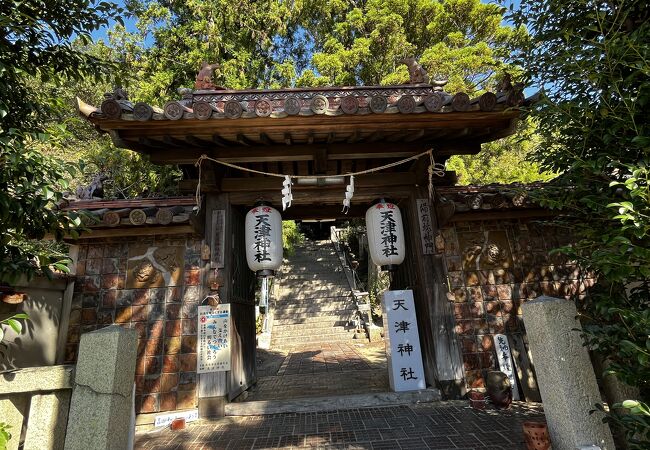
[522,296,615,450]
[64,326,137,450]
[0,396,27,450]
[22,391,70,449]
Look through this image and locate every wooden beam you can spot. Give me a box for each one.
[236,133,257,146]
[228,187,414,206]
[67,225,198,240]
[186,134,213,147]
[436,141,482,156]
[282,204,369,220]
[162,135,187,147]
[147,142,428,164]
[212,134,235,147]
[314,148,328,174]
[221,171,455,192]
[259,133,274,145]
[403,129,425,143]
[347,130,361,144]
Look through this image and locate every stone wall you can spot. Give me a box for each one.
[438,218,594,393]
[64,235,203,415]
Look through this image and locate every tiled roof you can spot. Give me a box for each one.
[80,83,528,122]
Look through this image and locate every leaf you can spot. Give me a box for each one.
[5,319,21,335]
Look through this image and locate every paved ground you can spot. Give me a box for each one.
[238,342,388,402]
[135,401,545,449]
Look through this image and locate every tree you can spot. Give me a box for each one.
[114,0,525,92]
[510,0,650,445]
[447,119,555,185]
[0,0,122,282]
[99,0,548,186]
[296,0,527,91]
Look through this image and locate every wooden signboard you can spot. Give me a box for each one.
[210,209,225,268]
[416,199,435,255]
[493,334,521,400]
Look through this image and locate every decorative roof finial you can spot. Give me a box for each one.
[401,57,429,85]
[195,62,223,90]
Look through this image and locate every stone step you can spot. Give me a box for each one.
[272,315,356,325]
[272,312,357,322]
[276,291,351,301]
[278,267,345,276]
[272,323,355,333]
[273,303,355,311]
[273,299,354,307]
[226,389,442,415]
[277,273,349,282]
[271,334,359,346]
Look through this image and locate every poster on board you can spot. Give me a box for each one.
[197,304,231,373]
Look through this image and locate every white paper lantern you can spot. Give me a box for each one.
[366,199,406,271]
[245,202,283,277]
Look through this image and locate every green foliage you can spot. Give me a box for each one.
[0,131,82,282]
[447,119,554,185]
[0,0,122,282]
[282,221,305,256]
[368,268,390,321]
[0,308,30,450]
[0,313,29,350]
[255,314,264,335]
[301,0,527,91]
[510,1,650,444]
[594,400,650,447]
[31,47,182,199]
[114,0,525,93]
[0,422,10,450]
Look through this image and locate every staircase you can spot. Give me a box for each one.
[270,239,362,347]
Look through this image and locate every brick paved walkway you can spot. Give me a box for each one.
[135,401,545,449]
[238,342,388,402]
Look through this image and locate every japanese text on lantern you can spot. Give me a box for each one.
[493,333,520,400]
[382,290,426,392]
[252,207,273,263]
[197,304,231,373]
[416,199,435,255]
[377,202,399,258]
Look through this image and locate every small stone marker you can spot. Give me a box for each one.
[382,290,426,392]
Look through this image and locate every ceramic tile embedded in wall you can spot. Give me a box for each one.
[181,335,197,354]
[159,392,177,412]
[447,271,464,288]
[163,355,180,373]
[161,373,179,392]
[139,394,158,414]
[477,335,493,352]
[445,256,462,272]
[177,390,197,409]
[179,372,196,391]
[164,336,181,355]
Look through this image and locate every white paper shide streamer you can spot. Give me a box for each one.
[281,175,293,211]
[342,176,354,214]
